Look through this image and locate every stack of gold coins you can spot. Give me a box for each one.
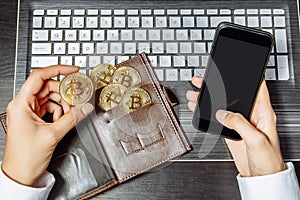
[60,63,152,113]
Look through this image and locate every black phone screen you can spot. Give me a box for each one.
[192,23,273,140]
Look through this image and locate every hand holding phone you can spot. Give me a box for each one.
[192,22,274,140]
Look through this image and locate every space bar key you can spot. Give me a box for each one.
[31,56,59,68]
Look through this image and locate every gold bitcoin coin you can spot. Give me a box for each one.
[121,88,152,113]
[59,72,94,105]
[99,84,127,111]
[90,63,117,89]
[112,66,141,88]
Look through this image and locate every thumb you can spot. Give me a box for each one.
[216,109,261,143]
[52,103,94,140]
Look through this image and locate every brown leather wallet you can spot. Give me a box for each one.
[0,53,190,200]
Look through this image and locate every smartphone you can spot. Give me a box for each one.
[192,22,274,140]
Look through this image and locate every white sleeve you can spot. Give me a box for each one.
[0,163,55,200]
[237,162,300,200]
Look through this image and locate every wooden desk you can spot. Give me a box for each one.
[0,1,299,199]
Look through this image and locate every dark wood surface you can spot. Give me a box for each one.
[1,1,300,199]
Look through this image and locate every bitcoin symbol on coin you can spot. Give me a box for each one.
[59,72,94,105]
[121,88,152,113]
[99,84,127,111]
[112,66,141,88]
[90,64,116,89]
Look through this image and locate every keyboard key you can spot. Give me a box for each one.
[196,16,208,27]
[154,9,165,15]
[87,17,98,28]
[169,17,181,28]
[103,56,115,65]
[31,56,58,68]
[82,43,94,54]
[135,30,147,41]
[267,55,275,66]
[142,17,153,28]
[247,9,258,15]
[75,56,86,67]
[273,9,285,15]
[174,56,185,67]
[33,10,44,16]
[152,43,164,54]
[44,17,56,28]
[51,30,63,41]
[128,17,140,28]
[148,56,157,67]
[58,17,71,28]
[60,9,71,15]
[107,30,119,41]
[166,69,178,81]
[261,16,272,27]
[72,17,84,28]
[60,56,72,65]
[74,9,85,15]
[274,16,286,27]
[101,9,112,15]
[210,16,231,27]
[32,43,52,55]
[155,17,167,27]
[97,43,108,54]
[93,30,105,41]
[118,56,129,63]
[260,9,271,15]
[149,30,161,41]
[47,10,58,16]
[79,30,91,41]
[54,43,66,55]
[138,43,150,53]
[220,9,231,15]
[194,43,206,53]
[121,30,133,41]
[68,43,80,54]
[87,9,99,15]
[163,30,175,40]
[277,55,289,80]
[167,9,178,15]
[247,16,259,27]
[204,29,215,40]
[65,30,77,41]
[141,9,152,15]
[166,43,178,54]
[159,56,171,67]
[89,56,101,67]
[201,55,209,67]
[234,16,246,25]
[194,9,205,15]
[32,30,48,41]
[33,17,42,28]
[124,43,136,54]
[180,43,192,53]
[100,17,112,28]
[190,30,202,40]
[180,69,192,81]
[183,17,195,27]
[180,9,192,15]
[114,17,126,28]
[188,56,200,67]
[275,29,287,53]
[265,68,276,80]
[207,9,218,15]
[114,9,125,15]
[110,43,122,54]
[176,30,188,40]
[127,9,138,15]
[234,9,245,15]
[154,69,164,81]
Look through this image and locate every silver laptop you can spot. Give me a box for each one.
[15,0,300,160]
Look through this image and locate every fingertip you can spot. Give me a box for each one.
[79,103,94,116]
[215,109,229,124]
[191,76,203,88]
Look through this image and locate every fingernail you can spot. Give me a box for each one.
[80,103,94,116]
[216,109,227,123]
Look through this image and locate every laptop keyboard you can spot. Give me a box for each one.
[31,8,290,81]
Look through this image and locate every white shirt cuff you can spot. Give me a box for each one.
[237,162,300,200]
[0,163,55,200]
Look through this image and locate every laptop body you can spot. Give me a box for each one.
[15,0,300,161]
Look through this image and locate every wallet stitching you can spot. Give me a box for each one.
[141,54,190,149]
[0,112,7,133]
[137,54,188,149]
[115,54,186,181]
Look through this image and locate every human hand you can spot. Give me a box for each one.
[2,65,94,186]
[186,76,285,177]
